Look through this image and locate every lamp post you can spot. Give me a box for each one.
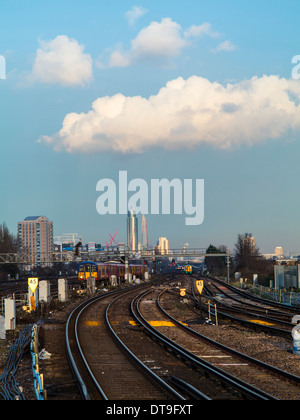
[226,249,230,283]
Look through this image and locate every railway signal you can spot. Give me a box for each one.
[196,280,204,295]
[28,278,39,312]
[28,277,39,294]
[196,280,204,318]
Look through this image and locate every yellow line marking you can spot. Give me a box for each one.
[150,321,175,327]
[130,320,176,327]
[85,321,101,327]
[132,320,188,327]
[85,320,188,327]
[130,320,183,327]
[249,320,275,326]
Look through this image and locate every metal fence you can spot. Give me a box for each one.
[0,293,27,315]
[251,284,300,308]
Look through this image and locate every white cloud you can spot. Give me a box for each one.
[213,40,238,53]
[105,18,188,68]
[31,35,93,86]
[39,74,300,154]
[108,49,131,68]
[125,6,148,26]
[103,18,233,68]
[184,23,220,39]
[131,18,188,60]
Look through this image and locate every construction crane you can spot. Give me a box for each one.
[106,230,119,248]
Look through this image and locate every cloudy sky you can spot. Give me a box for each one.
[1,0,300,254]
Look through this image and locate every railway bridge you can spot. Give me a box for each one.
[0,248,229,264]
[0,248,231,281]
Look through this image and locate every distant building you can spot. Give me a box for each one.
[54,233,81,246]
[242,233,256,252]
[156,237,169,255]
[127,210,138,251]
[263,246,284,261]
[275,247,284,258]
[274,262,300,289]
[141,215,149,249]
[18,216,53,270]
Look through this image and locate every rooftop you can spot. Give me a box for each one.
[23,216,50,222]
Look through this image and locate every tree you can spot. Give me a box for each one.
[0,223,18,280]
[205,244,226,276]
[0,223,16,252]
[234,233,259,272]
[233,233,274,284]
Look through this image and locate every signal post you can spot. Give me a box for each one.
[28,278,39,312]
[196,280,204,317]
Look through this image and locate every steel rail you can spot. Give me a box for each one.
[66,285,184,400]
[197,281,293,337]
[65,291,120,400]
[74,298,109,400]
[132,289,275,400]
[105,292,185,401]
[160,288,300,389]
[169,376,212,401]
[207,276,300,313]
[202,287,293,332]
[204,278,294,319]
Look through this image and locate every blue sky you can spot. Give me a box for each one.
[1,0,300,254]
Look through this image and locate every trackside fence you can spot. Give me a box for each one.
[251,285,300,308]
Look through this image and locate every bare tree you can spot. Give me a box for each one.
[0,223,18,280]
[234,233,260,272]
[233,233,274,284]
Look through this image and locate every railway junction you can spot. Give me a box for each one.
[1,269,300,402]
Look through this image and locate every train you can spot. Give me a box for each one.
[184,265,193,275]
[78,261,147,282]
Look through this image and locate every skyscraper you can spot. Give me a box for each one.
[141,215,149,250]
[18,216,53,269]
[157,237,169,255]
[127,210,138,251]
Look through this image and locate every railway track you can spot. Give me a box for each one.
[206,276,299,316]
[65,285,187,400]
[65,282,279,400]
[202,277,296,336]
[132,288,275,400]
[156,287,300,400]
[64,274,300,400]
